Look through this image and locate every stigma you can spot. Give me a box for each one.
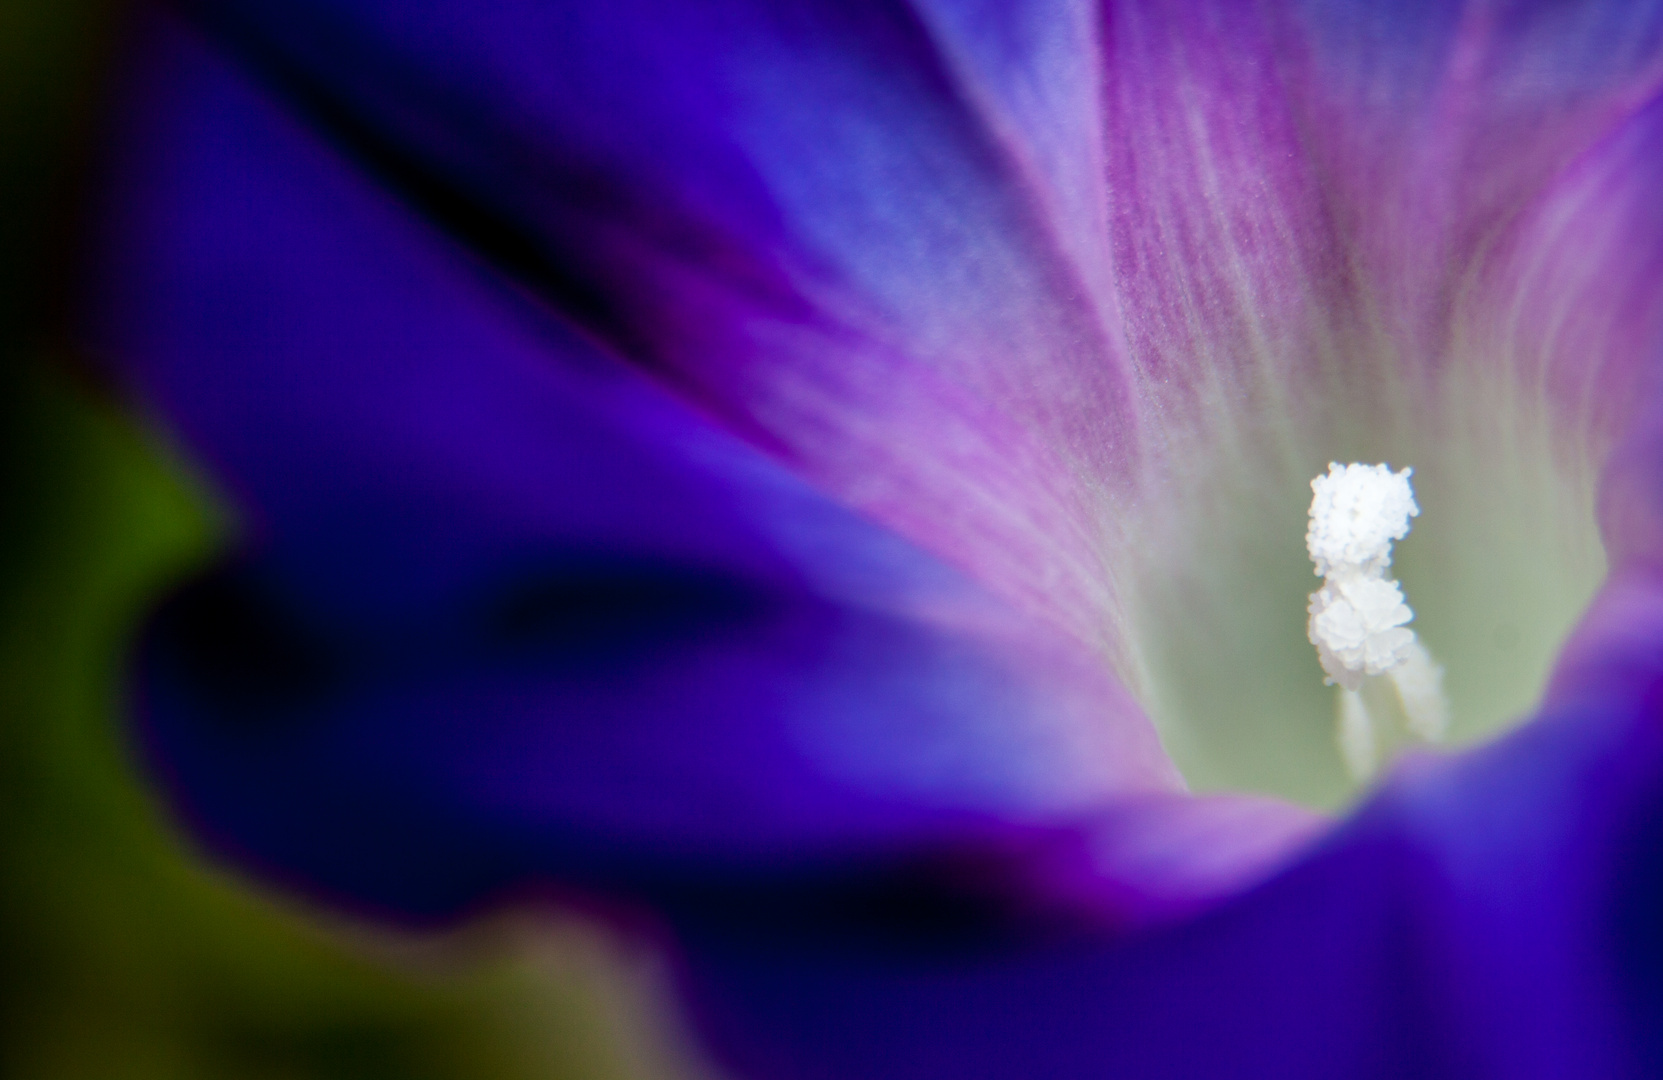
[1306,463,1448,780]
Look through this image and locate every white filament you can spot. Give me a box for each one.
[1336,688,1376,781]
[1306,463,1448,780]
[1390,638,1449,743]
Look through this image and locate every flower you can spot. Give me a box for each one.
[88,0,1663,1076]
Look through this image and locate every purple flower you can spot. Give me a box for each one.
[89,1,1663,1076]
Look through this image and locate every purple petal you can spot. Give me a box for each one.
[167,0,1146,659]
[676,588,1663,1077]
[1286,1,1663,377]
[92,16,1184,915]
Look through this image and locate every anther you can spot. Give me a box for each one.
[1306,463,1448,780]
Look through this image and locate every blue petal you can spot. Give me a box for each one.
[160,0,1148,662]
[93,17,1178,916]
[675,629,1663,1078]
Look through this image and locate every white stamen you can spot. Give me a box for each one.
[1336,688,1376,781]
[1390,638,1449,743]
[1306,463,1449,778]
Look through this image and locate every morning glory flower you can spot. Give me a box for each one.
[88,0,1663,1076]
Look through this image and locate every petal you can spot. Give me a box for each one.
[92,16,1180,915]
[675,577,1663,1077]
[1288,0,1663,390]
[172,0,1144,660]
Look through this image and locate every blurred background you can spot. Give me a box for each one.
[2,3,705,1076]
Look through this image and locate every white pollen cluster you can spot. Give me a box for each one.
[1306,463,1418,690]
[1306,462,1419,579]
[1305,463,1448,780]
[1307,574,1414,686]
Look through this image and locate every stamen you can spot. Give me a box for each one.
[1336,688,1376,781]
[1390,638,1448,743]
[1306,463,1449,778]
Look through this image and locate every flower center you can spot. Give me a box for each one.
[1118,367,1608,810]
